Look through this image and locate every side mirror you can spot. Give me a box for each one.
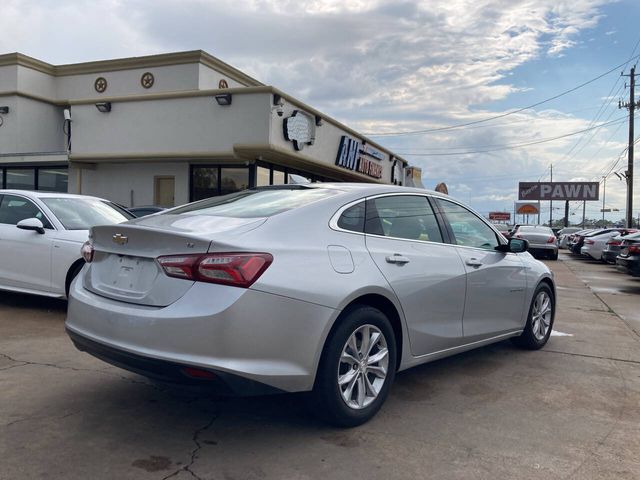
[495,238,529,253]
[16,218,45,234]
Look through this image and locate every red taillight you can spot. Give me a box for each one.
[607,240,621,246]
[584,239,595,245]
[157,252,273,288]
[547,236,556,244]
[629,245,640,254]
[182,367,216,379]
[81,241,94,263]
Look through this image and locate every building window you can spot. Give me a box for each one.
[38,168,69,192]
[191,165,250,201]
[6,168,36,190]
[0,166,68,192]
[272,169,286,185]
[256,166,270,187]
[220,168,249,196]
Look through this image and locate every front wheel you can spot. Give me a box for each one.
[512,284,555,350]
[311,306,397,427]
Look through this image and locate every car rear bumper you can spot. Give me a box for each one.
[616,256,640,276]
[67,328,283,395]
[602,250,619,263]
[65,275,338,393]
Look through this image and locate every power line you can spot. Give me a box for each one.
[396,116,627,156]
[364,54,640,137]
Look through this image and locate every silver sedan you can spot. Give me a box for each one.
[66,184,555,426]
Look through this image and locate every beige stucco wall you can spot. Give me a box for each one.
[71,162,190,207]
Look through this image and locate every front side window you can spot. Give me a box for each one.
[0,195,53,228]
[436,199,499,249]
[365,195,443,243]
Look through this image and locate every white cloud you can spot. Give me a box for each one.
[1,0,630,220]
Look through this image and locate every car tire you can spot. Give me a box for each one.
[311,305,397,427]
[65,262,85,298]
[512,283,555,350]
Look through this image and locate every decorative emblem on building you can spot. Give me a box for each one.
[283,110,316,151]
[94,77,107,93]
[218,79,229,89]
[141,72,155,89]
[335,136,384,179]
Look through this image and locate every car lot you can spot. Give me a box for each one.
[1,252,639,479]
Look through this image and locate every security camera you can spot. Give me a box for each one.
[276,105,284,117]
[63,109,72,122]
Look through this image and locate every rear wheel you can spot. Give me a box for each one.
[512,284,554,350]
[311,306,397,427]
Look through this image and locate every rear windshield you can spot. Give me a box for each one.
[519,226,552,233]
[42,198,132,230]
[168,187,339,218]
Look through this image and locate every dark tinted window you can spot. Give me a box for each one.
[337,202,365,232]
[0,195,53,228]
[437,199,498,249]
[365,195,443,243]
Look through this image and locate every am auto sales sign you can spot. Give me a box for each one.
[518,182,599,201]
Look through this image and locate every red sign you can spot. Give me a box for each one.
[489,212,511,221]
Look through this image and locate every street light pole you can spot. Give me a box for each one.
[602,175,606,224]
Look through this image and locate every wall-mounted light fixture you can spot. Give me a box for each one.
[214,93,232,106]
[95,102,112,113]
[0,106,9,114]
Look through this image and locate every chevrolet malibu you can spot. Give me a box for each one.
[0,190,132,298]
[66,184,555,426]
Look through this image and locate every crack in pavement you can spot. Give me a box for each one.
[161,413,219,480]
[0,351,169,393]
[543,349,640,366]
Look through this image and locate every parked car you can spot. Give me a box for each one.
[512,225,558,260]
[491,223,510,238]
[616,233,640,276]
[569,229,600,254]
[557,227,582,249]
[128,205,167,217]
[581,229,637,261]
[65,184,556,427]
[603,231,640,264]
[0,190,133,298]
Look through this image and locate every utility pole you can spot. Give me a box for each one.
[602,175,607,224]
[620,67,639,228]
[582,201,586,228]
[549,164,553,227]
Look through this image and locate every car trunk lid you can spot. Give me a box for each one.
[83,215,266,306]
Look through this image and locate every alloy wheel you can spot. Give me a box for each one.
[337,324,389,410]
[531,291,552,341]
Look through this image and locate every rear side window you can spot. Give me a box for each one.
[337,202,365,232]
[170,187,339,218]
[365,195,443,243]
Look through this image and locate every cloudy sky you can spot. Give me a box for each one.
[3,0,639,222]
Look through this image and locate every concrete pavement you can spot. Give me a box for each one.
[1,254,639,479]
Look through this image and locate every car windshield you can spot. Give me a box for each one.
[42,197,132,230]
[169,187,339,218]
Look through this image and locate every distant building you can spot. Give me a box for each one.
[0,50,417,207]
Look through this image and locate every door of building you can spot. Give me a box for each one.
[154,176,175,207]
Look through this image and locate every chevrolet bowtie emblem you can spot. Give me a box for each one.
[112,233,128,245]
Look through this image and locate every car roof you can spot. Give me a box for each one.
[0,189,109,202]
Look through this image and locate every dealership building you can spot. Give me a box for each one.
[0,50,421,207]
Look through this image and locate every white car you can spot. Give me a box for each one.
[581,229,638,261]
[0,190,132,298]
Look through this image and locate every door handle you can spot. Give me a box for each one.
[385,254,410,264]
[465,258,483,267]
